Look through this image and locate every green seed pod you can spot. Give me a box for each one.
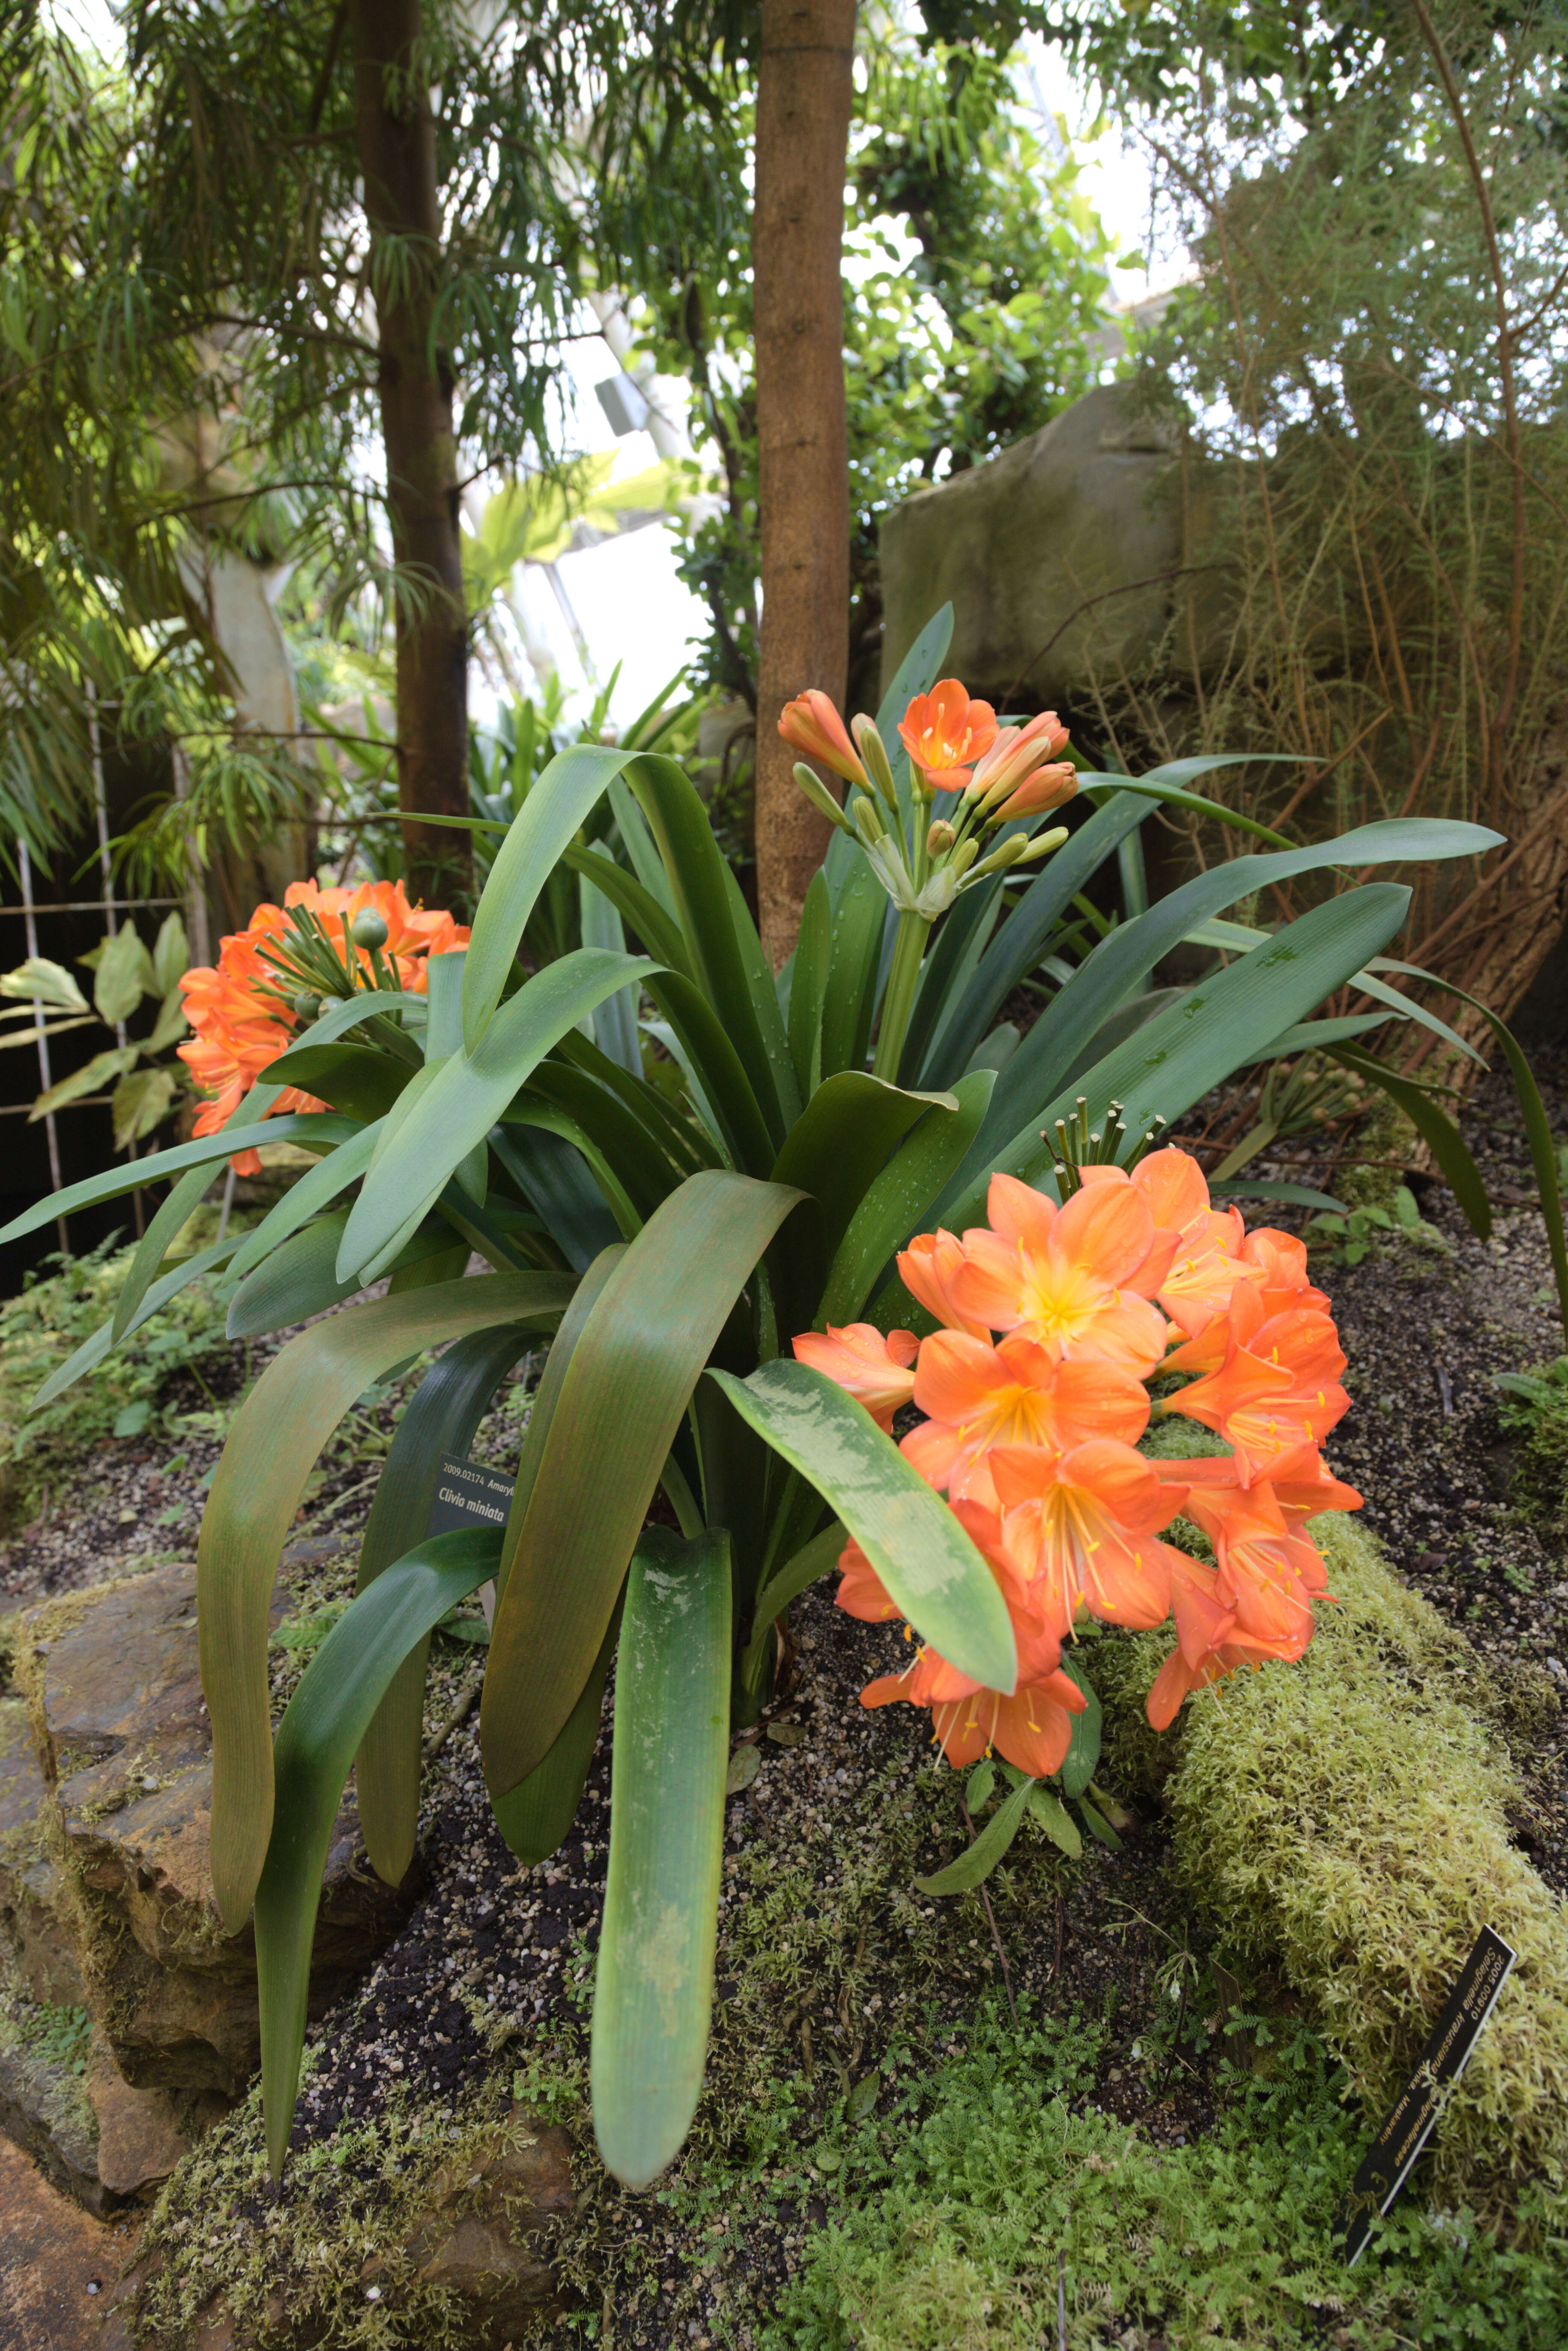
[350,910,389,951]
[291,990,322,1022]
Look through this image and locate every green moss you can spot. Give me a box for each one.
[1097,1514,1568,2234]
[761,2000,1568,2351]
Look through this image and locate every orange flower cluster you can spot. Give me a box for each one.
[793,1148,1360,1779]
[178,879,469,1174]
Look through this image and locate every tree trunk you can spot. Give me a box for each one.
[348,0,471,905]
[753,0,856,969]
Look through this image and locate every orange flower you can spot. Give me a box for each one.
[896,1227,990,1339]
[1161,1284,1349,1481]
[897,679,998,791]
[1124,1148,1250,1342]
[778,690,866,788]
[902,1330,1149,1506]
[792,1322,917,1431]
[178,876,469,1172]
[988,1439,1190,1636]
[852,1502,1087,1778]
[951,1172,1173,1376]
[1145,1619,1305,1731]
[1166,1219,1330,1374]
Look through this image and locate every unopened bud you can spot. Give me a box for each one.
[949,839,979,881]
[853,793,887,848]
[851,714,899,808]
[350,911,389,951]
[1012,825,1071,864]
[792,762,854,834]
[925,818,957,859]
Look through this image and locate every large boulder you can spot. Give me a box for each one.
[879,382,1216,711]
[16,1564,417,2100]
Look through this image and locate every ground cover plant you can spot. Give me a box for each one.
[0,607,1507,2202]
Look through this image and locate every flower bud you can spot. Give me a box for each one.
[925,818,957,859]
[779,690,866,787]
[1012,825,1071,864]
[853,792,887,848]
[851,714,899,807]
[990,762,1078,826]
[350,911,389,951]
[792,761,854,833]
[949,839,979,881]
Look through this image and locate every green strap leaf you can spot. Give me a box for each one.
[0,1109,346,1248]
[497,1245,626,1608]
[818,1068,994,1328]
[913,1772,1034,1896]
[226,1211,364,1339]
[1058,1657,1102,1802]
[258,1041,414,1125]
[708,1359,1017,1693]
[463,741,646,1050]
[591,1526,731,2190]
[627,753,787,1147]
[255,1527,501,2177]
[199,1272,575,1930]
[489,1121,622,1270]
[481,1173,803,1797]
[227,1120,380,1284]
[338,950,655,1281]
[787,871,831,1100]
[355,1325,534,1887]
[769,1072,955,1266]
[109,1160,216,1343]
[940,885,1415,1233]
[490,1600,621,1868]
[722,854,802,1130]
[819,855,887,1082]
[643,968,777,1176]
[563,843,693,979]
[961,820,1498,1187]
[740,1518,845,1686]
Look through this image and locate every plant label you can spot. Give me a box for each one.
[428,1453,515,1537]
[1339,1923,1517,2264]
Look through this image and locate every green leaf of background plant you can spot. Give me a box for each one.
[1328,1045,1492,1241]
[643,968,776,1174]
[110,1160,215,1343]
[0,1109,340,1248]
[913,1772,1033,1895]
[708,1359,1017,1694]
[591,1525,731,2190]
[1058,1656,1102,1801]
[198,1272,574,1929]
[788,871,831,1099]
[227,1120,381,1284]
[819,1068,993,1328]
[92,924,153,1022]
[29,1236,238,1413]
[481,1174,801,1797]
[254,1526,501,2177]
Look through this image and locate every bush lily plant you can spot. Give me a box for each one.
[0,606,1506,2191]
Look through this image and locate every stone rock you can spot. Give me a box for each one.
[366,2103,576,2344]
[20,1564,418,2097]
[0,2130,141,2351]
[879,382,1218,710]
[0,1695,84,2009]
[86,2032,222,2200]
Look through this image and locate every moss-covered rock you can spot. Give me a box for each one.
[1096,1512,1568,2232]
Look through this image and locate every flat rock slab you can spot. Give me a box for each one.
[21,1564,418,2097]
[0,2132,139,2351]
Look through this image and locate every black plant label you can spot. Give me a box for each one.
[1339,1923,1517,2265]
[428,1453,515,1537]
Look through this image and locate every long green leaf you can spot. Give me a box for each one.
[740,1517,845,1684]
[708,1359,1017,1693]
[109,1161,215,1343]
[489,1121,622,1271]
[1426,988,1566,1324]
[258,1042,412,1125]
[923,794,1151,1086]
[199,1272,575,1929]
[490,1601,621,1868]
[627,754,787,1145]
[355,1325,534,1886]
[770,1072,955,1263]
[463,742,645,1049]
[563,844,693,980]
[1058,1657,1102,1801]
[819,855,886,1081]
[960,819,1500,1188]
[643,968,777,1175]
[819,1069,993,1328]
[338,950,655,1280]
[591,1525,731,2189]
[913,1772,1034,1896]
[226,1120,381,1284]
[226,1211,364,1339]
[0,1110,346,1247]
[497,1245,625,1608]
[481,1174,802,1796]
[788,871,831,1100]
[255,1527,500,2177]
[939,885,1416,1232]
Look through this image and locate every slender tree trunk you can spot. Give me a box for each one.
[753,0,855,969]
[348,0,471,903]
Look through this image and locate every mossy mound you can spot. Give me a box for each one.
[1096,1511,1568,2234]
